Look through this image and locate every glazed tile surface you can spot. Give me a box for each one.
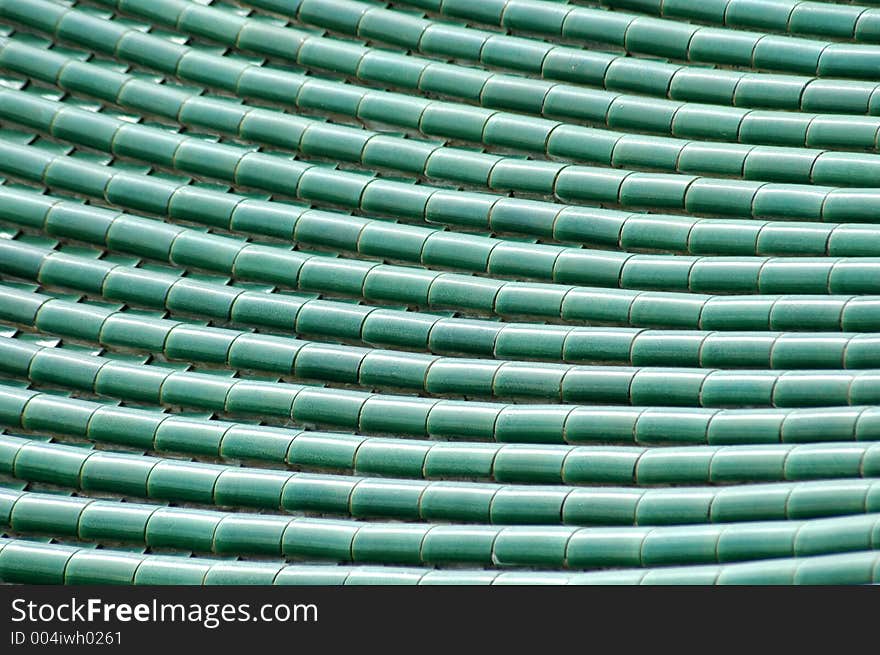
[0,0,879,585]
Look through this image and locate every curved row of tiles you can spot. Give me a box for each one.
[1,430,879,526]
[389,0,880,76]
[9,29,880,176]
[7,284,880,407]
[1,487,879,567]
[12,0,880,136]
[5,170,880,302]
[7,237,880,352]
[92,0,880,106]
[1,0,879,585]
[251,0,871,146]
[6,226,880,333]
[5,101,871,278]
[8,125,880,264]
[6,338,880,444]
[1,538,878,584]
[12,39,880,192]
[6,261,880,372]
[4,151,879,268]
[547,0,880,42]
[296,0,880,47]
[133,0,880,133]
[3,384,879,484]
[10,88,880,231]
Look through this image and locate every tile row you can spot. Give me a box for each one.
[3,0,879,587]
[5,342,880,445]
[101,0,880,115]
[2,433,879,524]
[3,488,879,567]
[12,277,880,372]
[23,18,880,160]
[8,178,880,305]
[14,38,880,196]
[6,236,880,333]
[12,92,880,231]
[11,0,880,149]
[8,143,880,267]
[6,154,880,264]
[398,0,880,79]
[5,385,880,484]
[598,0,880,43]
[2,537,878,584]
[11,287,880,408]
[0,171,858,273]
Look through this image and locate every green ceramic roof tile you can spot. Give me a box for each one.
[0,0,878,585]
